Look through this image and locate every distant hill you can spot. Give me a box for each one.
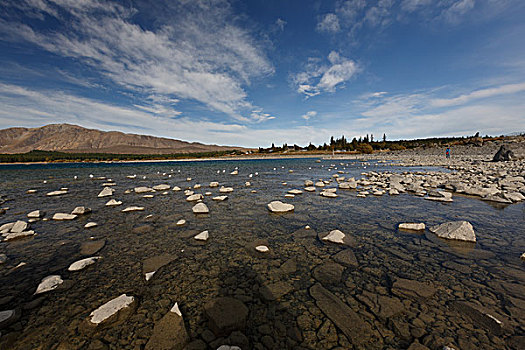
[0,124,244,154]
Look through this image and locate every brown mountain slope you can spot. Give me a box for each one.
[0,124,244,154]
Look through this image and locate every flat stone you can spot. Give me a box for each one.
[68,257,101,271]
[122,206,144,212]
[204,297,249,336]
[145,304,189,350]
[399,223,426,231]
[450,301,505,335]
[332,249,358,267]
[176,219,186,226]
[10,220,28,233]
[35,275,63,295]
[313,262,344,285]
[80,239,106,255]
[72,206,91,215]
[105,199,122,206]
[194,230,209,241]
[52,213,77,220]
[267,201,294,213]
[430,221,476,242]
[259,281,293,301]
[89,294,136,325]
[98,187,114,197]
[84,222,98,229]
[219,187,234,193]
[192,203,209,214]
[4,230,36,241]
[255,245,269,253]
[304,186,316,192]
[310,283,373,345]
[213,195,228,201]
[186,194,204,201]
[143,254,175,274]
[27,210,44,219]
[134,186,154,193]
[392,278,436,299]
[47,190,68,196]
[209,181,219,187]
[153,184,170,191]
[320,191,338,198]
[288,189,303,195]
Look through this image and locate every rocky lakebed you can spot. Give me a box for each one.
[0,142,524,350]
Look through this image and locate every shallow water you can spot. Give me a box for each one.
[0,158,523,349]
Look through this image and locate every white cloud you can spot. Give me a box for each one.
[401,0,432,13]
[0,0,273,122]
[430,82,525,107]
[440,0,476,24]
[275,18,287,31]
[301,111,317,120]
[317,13,341,33]
[294,51,359,97]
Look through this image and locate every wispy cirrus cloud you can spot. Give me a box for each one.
[293,51,359,97]
[0,0,274,122]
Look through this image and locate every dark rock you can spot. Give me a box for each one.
[80,239,106,256]
[132,225,153,234]
[184,339,207,350]
[331,249,358,267]
[145,310,189,350]
[312,262,344,285]
[204,297,249,336]
[309,283,373,345]
[228,331,249,349]
[0,309,20,329]
[259,281,293,301]
[357,291,405,320]
[143,254,175,274]
[450,301,505,335]
[493,144,516,161]
[407,341,431,350]
[392,278,436,300]
[278,258,297,275]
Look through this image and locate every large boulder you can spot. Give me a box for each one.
[493,144,515,161]
[204,297,249,336]
[145,303,189,350]
[429,221,476,242]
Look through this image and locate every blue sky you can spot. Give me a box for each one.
[0,0,524,147]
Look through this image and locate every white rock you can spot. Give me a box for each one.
[304,180,314,186]
[219,187,234,193]
[53,213,77,220]
[213,196,228,201]
[89,294,135,325]
[172,186,181,191]
[184,190,194,196]
[106,199,122,206]
[245,182,251,187]
[0,223,15,234]
[47,190,68,197]
[27,210,44,218]
[35,275,63,295]
[209,181,219,188]
[98,187,114,197]
[4,230,36,241]
[194,184,201,189]
[134,186,153,194]
[399,223,426,231]
[11,220,28,233]
[186,177,192,181]
[186,194,204,201]
[26,189,37,194]
[194,230,209,241]
[230,170,238,175]
[145,271,156,281]
[315,182,325,187]
[430,221,476,242]
[520,252,525,261]
[102,182,116,186]
[84,222,98,228]
[304,186,316,192]
[122,206,145,212]
[170,302,182,317]
[322,230,346,244]
[255,245,269,252]
[72,206,91,215]
[176,219,186,226]
[68,256,101,271]
[153,184,170,191]
[320,191,338,198]
[192,203,209,214]
[267,201,294,213]
[205,192,212,196]
[284,194,295,198]
[288,189,303,195]
[126,175,137,179]
[143,194,154,198]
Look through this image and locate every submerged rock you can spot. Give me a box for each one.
[430,221,476,242]
[259,281,293,301]
[267,201,294,213]
[204,297,248,336]
[145,302,189,350]
[35,275,64,295]
[392,278,436,299]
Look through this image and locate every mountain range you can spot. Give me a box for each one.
[0,124,242,154]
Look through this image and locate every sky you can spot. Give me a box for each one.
[1,0,524,148]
